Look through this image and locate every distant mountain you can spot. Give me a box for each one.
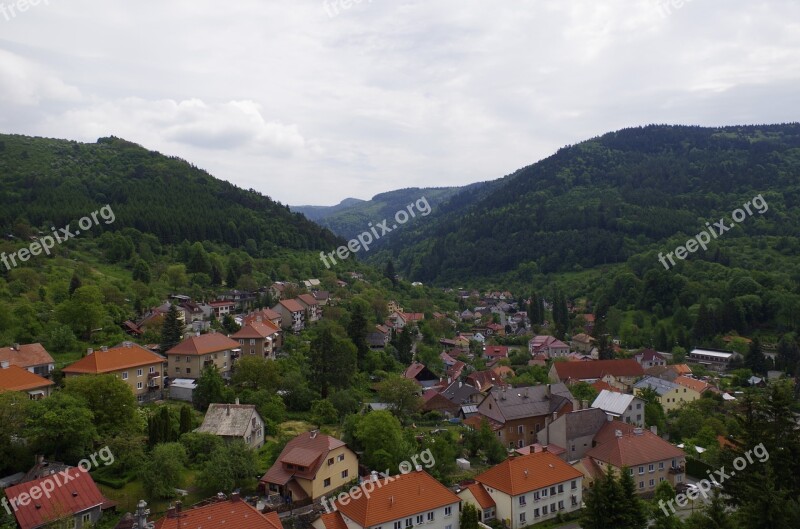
[379,124,800,284]
[293,185,493,241]
[292,197,366,221]
[0,134,341,252]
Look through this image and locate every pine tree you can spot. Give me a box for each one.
[69,273,82,296]
[132,259,151,283]
[347,303,369,369]
[384,259,397,286]
[618,467,647,529]
[179,405,193,434]
[692,300,717,343]
[745,337,767,375]
[397,329,413,364]
[160,304,183,353]
[460,503,479,529]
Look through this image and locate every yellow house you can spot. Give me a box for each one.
[62,342,165,404]
[634,375,702,413]
[165,331,241,380]
[260,431,358,501]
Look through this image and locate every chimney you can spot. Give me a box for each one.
[415,465,423,472]
[650,425,658,435]
[101,346,108,352]
[524,469,529,477]
[235,397,240,405]
[615,429,623,438]
[166,506,176,518]
[231,492,241,502]
[12,343,19,351]
[310,430,318,439]
[0,361,8,369]
[175,501,182,513]
[634,427,644,436]
[135,500,150,528]
[371,471,379,482]
[87,348,94,356]
[581,399,588,410]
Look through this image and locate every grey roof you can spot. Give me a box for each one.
[634,375,680,396]
[483,383,573,422]
[591,390,637,417]
[562,408,609,439]
[197,403,260,438]
[441,380,480,404]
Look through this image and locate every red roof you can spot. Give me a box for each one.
[260,432,347,486]
[278,299,305,313]
[297,294,318,307]
[587,423,685,468]
[553,359,644,381]
[154,499,283,529]
[475,451,583,496]
[591,380,621,393]
[0,343,53,369]
[5,468,114,529]
[166,333,240,356]
[62,343,164,374]
[463,483,496,509]
[243,308,282,324]
[0,365,55,392]
[230,321,280,339]
[484,346,509,359]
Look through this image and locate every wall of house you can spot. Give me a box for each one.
[340,501,460,529]
[65,361,164,404]
[168,350,232,380]
[305,445,358,500]
[595,457,685,495]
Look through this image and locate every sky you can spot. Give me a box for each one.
[1,0,799,206]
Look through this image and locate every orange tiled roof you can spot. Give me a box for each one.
[553,359,644,380]
[154,499,283,529]
[230,321,280,339]
[279,299,305,313]
[674,375,710,393]
[672,364,693,375]
[261,432,346,485]
[334,471,459,527]
[166,333,240,356]
[317,512,348,529]
[0,343,54,368]
[62,343,164,374]
[464,483,496,509]
[297,294,318,306]
[475,451,583,496]
[586,427,685,468]
[0,365,54,392]
[591,380,621,393]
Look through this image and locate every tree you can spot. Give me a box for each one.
[311,399,339,426]
[68,273,82,296]
[347,303,370,369]
[376,375,422,418]
[570,381,599,406]
[56,285,106,340]
[27,392,97,462]
[351,410,410,471]
[308,324,357,398]
[187,242,211,274]
[0,392,35,474]
[179,405,193,434]
[140,443,187,498]
[132,259,151,283]
[179,432,224,465]
[222,314,240,334]
[460,503,479,529]
[384,259,397,286]
[231,356,280,392]
[147,406,175,447]
[193,365,233,410]
[744,338,767,375]
[651,481,683,529]
[63,374,139,438]
[618,467,648,529]
[160,304,184,352]
[396,328,413,364]
[198,441,258,494]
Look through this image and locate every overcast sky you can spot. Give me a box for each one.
[1,1,799,205]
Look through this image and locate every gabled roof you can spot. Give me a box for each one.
[154,498,283,529]
[260,431,346,486]
[278,299,305,313]
[0,365,55,392]
[591,390,638,416]
[591,380,621,393]
[0,343,54,368]
[480,384,573,423]
[317,512,348,529]
[484,345,509,358]
[297,294,319,307]
[586,425,685,468]
[552,359,644,380]
[166,333,240,356]
[5,467,114,529]
[230,321,280,339]
[62,342,164,374]
[635,349,665,362]
[674,376,710,393]
[196,404,261,438]
[243,308,282,324]
[462,483,496,509]
[634,375,680,396]
[475,451,583,496]
[334,471,459,527]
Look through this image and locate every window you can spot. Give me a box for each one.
[650,479,655,487]
[149,366,156,374]
[639,481,644,489]
[394,522,401,529]
[571,480,577,490]
[638,466,644,475]
[338,454,345,462]
[519,496,526,506]
[445,506,452,517]
[571,445,576,452]
[558,484,564,493]
[534,508,540,518]
[176,367,181,374]
[533,491,540,500]
[550,486,556,496]
[186,368,191,374]
[571,496,578,506]
[82,513,92,524]
[250,339,256,345]
[137,369,143,377]
[328,458,334,466]
[660,477,665,483]
[649,464,655,472]
[416,515,423,525]
[637,414,642,421]
[542,506,548,515]
[427,512,434,522]
[137,382,143,390]
[542,488,548,497]
[405,518,413,528]
[659,462,665,470]
[186,356,190,362]
[519,513,526,523]
[341,470,348,479]
[324,478,331,487]
[558,501,564,510]
[629,468,634,476]
[637,402,642,409]
[550,502,556,513]
[517,425,524,434]
[122,371,128,380]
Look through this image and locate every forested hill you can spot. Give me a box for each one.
[0,134,341,251]
[291,197,366,222]
[383,124,800,283]
[292,185,489,241]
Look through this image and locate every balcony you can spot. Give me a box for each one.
[148,371,160,379]
[203,360,214,367]
[669,465,685,474]
[148,384,161,391]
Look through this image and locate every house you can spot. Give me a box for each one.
[591,390,645,426]
[303,279,322,290]
[570,334,595,354]
[465,369,509,393]
[535,407,609,462]
[389,311,425,329]
[269,281,293,300]
[208,300,237,319]
[260,431,357,502]
[165,332,241,380]
[0,343,54,377]
[422,388,460,416]
[634,376,690,413]
[230,320,281,360]
[440,379,481,406]
[167,378,197,402]
[0,364,55,399]
[463,450,583,528]
[548,359,645,392]
[179,301,206,322]
[313,291,330,306]
[457,483,497,523]
[153,494,283,529]
[673,376,710,401]
[460,309,475,321]
[318,470,459,529]
[634,349,667,369]
[4,467,115,529]
[484,346,510,362]
[687,348,740,371]
[62,342,166,404]
[196,401,265,449]
[476,384,574,449]
[243,307,283,328]
[297,294,322,322]
[387,300,403,314]
[581,421,686,495]
[272,299,306,333]
[366,324,391,349]
[529,336,570,358]
[403,362,439,388]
